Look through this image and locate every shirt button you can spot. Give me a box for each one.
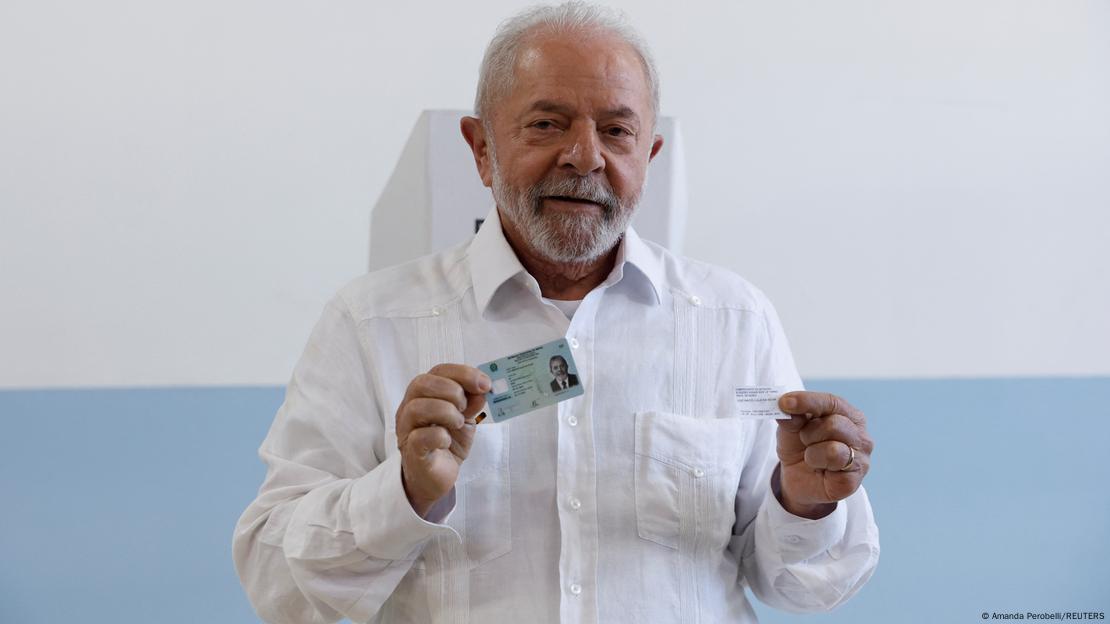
[431,307,441,316]
[568,496,582,511]
[569,337,580,349]
[785,535,802,544]
[692,467,705,478]
[569,583,582,596]
[567,415,578,426]
[690,295,702,306]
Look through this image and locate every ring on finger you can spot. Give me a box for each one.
[840,445,856,471]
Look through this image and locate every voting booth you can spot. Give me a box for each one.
[369,110,688,270]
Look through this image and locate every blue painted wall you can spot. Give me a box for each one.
[753,379,1110,623]
[2,379,1107,623]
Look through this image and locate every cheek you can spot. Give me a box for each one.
[505,149,560,184]
[607,165,645,199]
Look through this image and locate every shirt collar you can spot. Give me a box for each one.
[617,223,665,305]
[468,208,665,316]
[469,208,530,315]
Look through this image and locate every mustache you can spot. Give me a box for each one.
[525,176,620,215]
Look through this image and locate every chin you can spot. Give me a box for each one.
[530,207,630,263]
[535,224,622,264]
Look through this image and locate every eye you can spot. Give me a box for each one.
[530,120,558,131]
[604,126,633,138]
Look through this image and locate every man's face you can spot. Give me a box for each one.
[550,357,568,379]
[477,31,663,264]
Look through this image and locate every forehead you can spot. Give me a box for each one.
[504,31,652,118]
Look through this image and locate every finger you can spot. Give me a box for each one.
[776,413,810,434]
[428,363,492,395]
[798,414,865,448]
[397,397,465,439]
[775,413,810,462]
[462,393,487,421]
[780,391,865,426]
[803,440,857,471]
[447,420,478,460]
[404,425,452,459]
[403,373,469,411]
[779,391,841,416]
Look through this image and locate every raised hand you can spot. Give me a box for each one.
[395,364,490,517]
[775,391,873,519]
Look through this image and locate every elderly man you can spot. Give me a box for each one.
[549,355,579,392]
[234,3,879,623]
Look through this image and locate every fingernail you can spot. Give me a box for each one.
[781,395,797,411]
[479,375,491,392]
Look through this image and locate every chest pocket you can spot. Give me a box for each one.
[633,411,746,552]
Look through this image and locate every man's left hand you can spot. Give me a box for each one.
[775,391,873,519]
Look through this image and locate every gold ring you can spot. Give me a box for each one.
[840,446,856,471]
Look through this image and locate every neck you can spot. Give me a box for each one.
[499,209,620,301]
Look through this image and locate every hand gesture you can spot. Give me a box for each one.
[396,364,490,517]
[775,391,873,519]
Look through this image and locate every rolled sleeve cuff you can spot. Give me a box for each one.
[762,485,848,564]
[349,453,459,560]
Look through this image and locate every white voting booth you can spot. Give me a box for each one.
[369,110,687,270]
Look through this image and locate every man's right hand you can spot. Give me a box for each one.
[396,364,491,517]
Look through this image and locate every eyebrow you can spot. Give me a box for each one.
[525,100,641,123]
[600,105,639,122]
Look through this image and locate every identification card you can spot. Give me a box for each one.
[475,338,584,423]
[734,386,791,420]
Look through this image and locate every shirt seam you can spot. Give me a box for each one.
[347,290,469,322]
[666,286,761,313]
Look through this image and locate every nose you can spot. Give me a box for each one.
[557,122,605,176]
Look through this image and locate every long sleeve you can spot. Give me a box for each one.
[729,298,881,612]
[233,225,880,622]
[232,297,458,624]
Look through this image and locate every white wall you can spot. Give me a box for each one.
[2,0,1107,388]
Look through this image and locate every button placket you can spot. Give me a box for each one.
[557,291,600,623]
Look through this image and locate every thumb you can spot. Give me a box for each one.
[462,392,488,421]
[776,413,809,434]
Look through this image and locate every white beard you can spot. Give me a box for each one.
[489,150,642,264]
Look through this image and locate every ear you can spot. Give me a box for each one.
[461,116,494,188]
[648,133,664,162]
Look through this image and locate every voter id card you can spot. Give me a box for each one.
[475,338,583,423]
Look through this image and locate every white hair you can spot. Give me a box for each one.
[474,1,660,124]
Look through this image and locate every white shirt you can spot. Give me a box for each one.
[233,211,880,624]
